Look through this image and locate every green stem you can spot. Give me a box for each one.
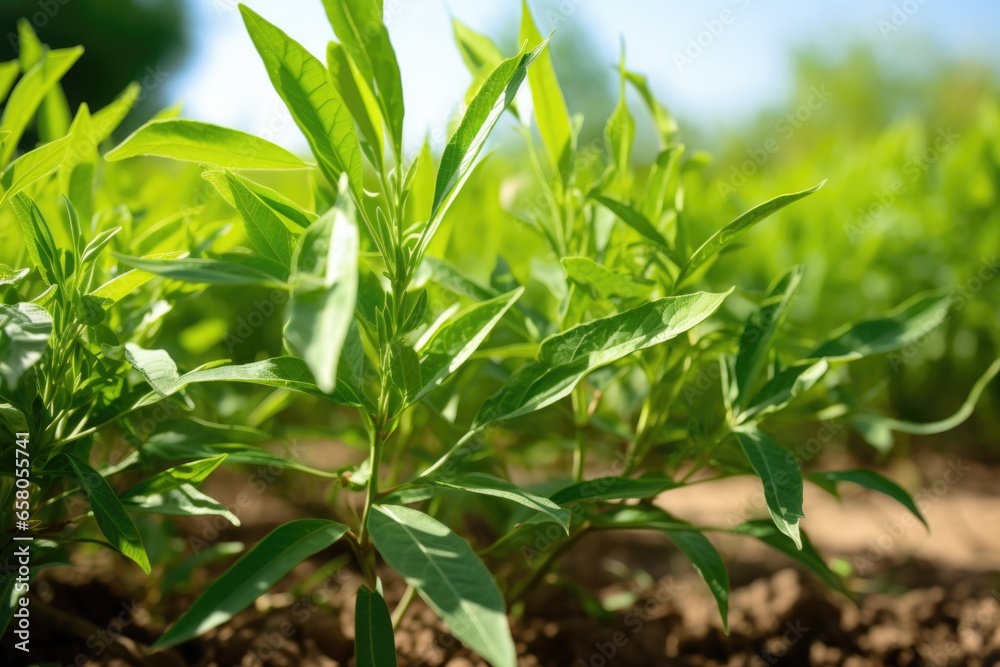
[571,383,588,482]
[391,584,416,629]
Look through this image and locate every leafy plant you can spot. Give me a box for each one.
[3,3,998,666]
[0,20,243,636]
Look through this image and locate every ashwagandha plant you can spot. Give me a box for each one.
[14,2,997,666]
[0,20,248,638]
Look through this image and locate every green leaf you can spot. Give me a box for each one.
[284,190,358,394]
[144,440,340,479]
[733,520,850,597]
[88,251,187,304]
[153,519,349,648]
[549,475,679,505]
[240,4,363,195]
[91,82,142,144]
[9,193,60,283]
[134,357,364,409]
[520,1,572,176]
[593,506,729,633]
[675,182,824,289]
[126,456,228,496]
[625,70,677,145]
[17,20,71,144]
[122,484,240,526]
[0,61,18,103]
[224,170,296,266]
[0,302,52,388]
[105,119,308,170]
[113,255,287,288]
[734,265,803,408]
[0,46,82,165]
[850,357,1000,438]
[591,195,669,247]
[475,290,730,427]
[0,134,73,208]
[809,469,927,528]
[605,53,634,178]
[808,291,951,361]
[81,226,122,265]
[124,343,183,397]
[734,428,804,550]
[326,41,384,169]
[203,169,315,230]
[321,0,404,156]
[415,288,522,403]
[355,587,396,667]
[452,18,507,105]
[562,257,652,303]
[738,359,829,422]
[369,505,515,667]
[63,454,150,573]
[431,43,542,223]
[0,265,30,286]
[389,341,422,401]
[422,472,571,532]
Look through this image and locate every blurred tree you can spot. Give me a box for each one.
[0,0,188,140]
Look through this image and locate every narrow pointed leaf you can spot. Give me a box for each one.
[675,182,824,288]
[425,472,571,532]
[520,1,572,176]
[0,46,82,165]
[133,357,363,409]
[735,265,803,408]
[105,119,308,170]
[550,475,680,505]
[63,454,150,573]
[414,288,522,402]
[735,429,804,550]
[431,43,542,220]
[734,520,850,597]
[808,291,951,361]
[809,469,927,528]
[321,0,404,155]
[225,171,296,266]
[114,255,287,288]
[240,5,363,195]
[153,519,349,648]
[592,195,669,247]
[475,290,730,427]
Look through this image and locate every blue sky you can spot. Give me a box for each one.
[170,0,1000,154]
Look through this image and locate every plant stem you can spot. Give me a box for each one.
[571,383,588,482]
[391,584,416,629]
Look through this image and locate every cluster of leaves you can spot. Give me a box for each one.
[0,19,245,632]
[1,3,998,666]
[690,50,1000,441]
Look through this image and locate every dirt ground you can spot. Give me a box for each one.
[5,453,999,666]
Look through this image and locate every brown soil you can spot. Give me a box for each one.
[5,454,999,667]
